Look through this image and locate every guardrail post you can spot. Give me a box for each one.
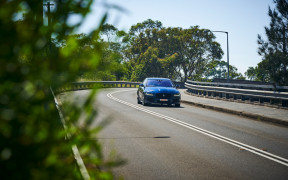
[282,100,288,107]
[225,93,229,99]
[219,93,223,98]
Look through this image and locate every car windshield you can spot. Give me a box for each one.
[146,79,173,87]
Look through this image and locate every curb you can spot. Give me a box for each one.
[181,97,288,127]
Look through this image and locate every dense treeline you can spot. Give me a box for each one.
[78,19,245,82]
[81,1,288,85]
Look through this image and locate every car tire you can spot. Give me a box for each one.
[175,104,180,107]
[142,99,149,106]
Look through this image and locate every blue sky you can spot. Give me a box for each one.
[77,0,275,75]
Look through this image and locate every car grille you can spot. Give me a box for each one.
[156,93,172,99]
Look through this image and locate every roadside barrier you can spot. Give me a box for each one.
[55,81,141,93]
[185,80,288,107]
[55,80,288,107]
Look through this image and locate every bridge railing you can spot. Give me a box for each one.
[55,81,141,93]
[185,80,288,107]
[55,81,186,93]
[55,80,288,107]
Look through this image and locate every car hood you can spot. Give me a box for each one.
[144,87,179,94]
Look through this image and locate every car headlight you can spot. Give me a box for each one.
[174,93,181,97]
[145,92,154,96]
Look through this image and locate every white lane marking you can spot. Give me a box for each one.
[107,89,288,167]
[51,88,91,180]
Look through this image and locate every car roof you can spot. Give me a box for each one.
[145,77,171,80]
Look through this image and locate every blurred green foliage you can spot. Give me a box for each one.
[0,0,123,179]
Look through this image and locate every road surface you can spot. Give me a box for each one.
[61,88,288,180]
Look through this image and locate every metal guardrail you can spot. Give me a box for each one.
[55,80,288,107]
[187,80,288,91]
[55,81,141,93]
[55,81,185,93]
[185,80,288,107]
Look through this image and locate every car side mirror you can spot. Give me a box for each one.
[139,83,144,87]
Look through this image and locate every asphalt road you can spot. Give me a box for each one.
[61,88,288,180]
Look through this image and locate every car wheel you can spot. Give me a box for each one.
[142,99,149,106]
[175,104,180,107]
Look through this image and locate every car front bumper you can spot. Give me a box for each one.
[144,95,181,105]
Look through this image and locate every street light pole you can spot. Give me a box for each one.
[211,31,230,82]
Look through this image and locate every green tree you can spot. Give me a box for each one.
[129,19,163,37]
[204,60,244,80]
[245,67,257,80]
[172,26,223,81]
[229,65,245,80]
[124,20,223,82]
[97,41,128,81]
[78,24,129,81]
[204,60,227,79]
[124,19,165,81]
[256,59,272,82]
[0,1,123,179]
[257,0,288,85]
[99,24,128,81]
[101,24,117,43]
[157,27,182,80]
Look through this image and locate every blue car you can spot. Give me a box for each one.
[137,78,181,107]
